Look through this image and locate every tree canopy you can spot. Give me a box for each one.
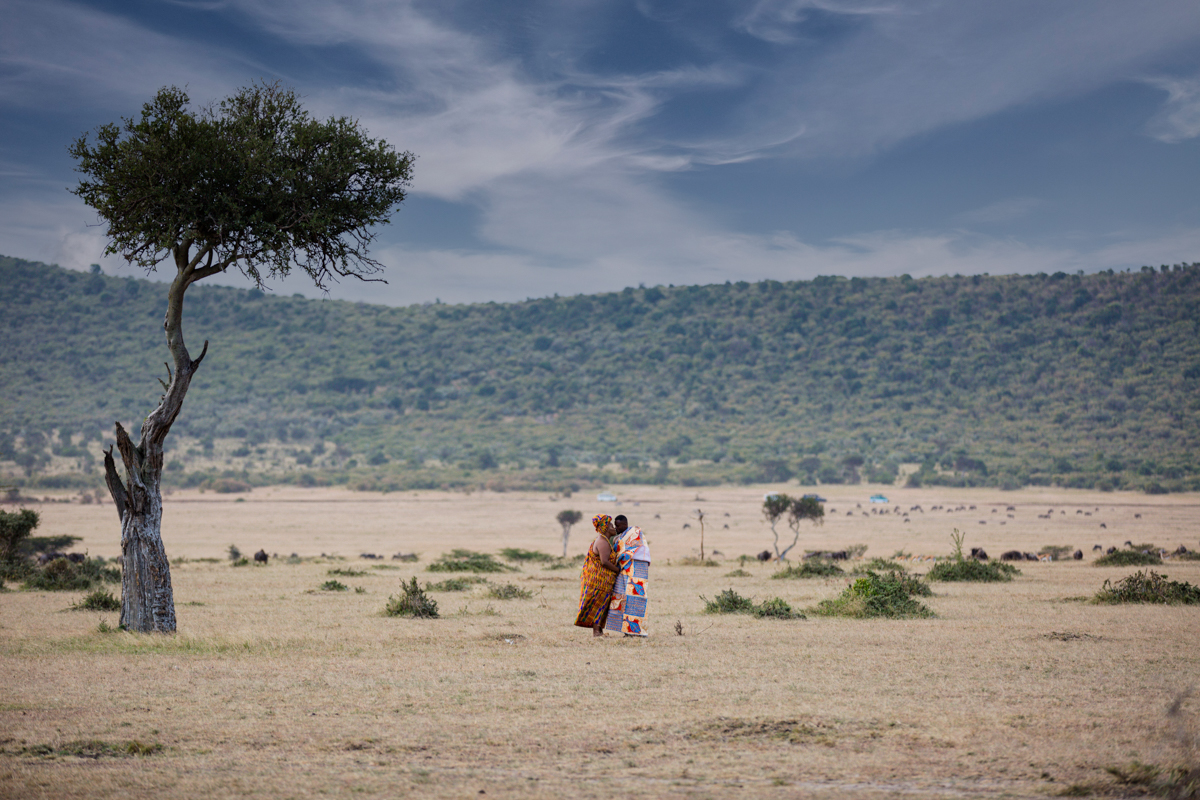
[69,83,414,289]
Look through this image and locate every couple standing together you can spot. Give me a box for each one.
[575,513,650,637]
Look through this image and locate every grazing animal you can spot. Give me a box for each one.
[756,550,772,562]
[1124,540,1134,548]
[1134,513,1142,519]
[393,552,418,561]
[722,524,729,529]
[1093,544,1102,551]
[682,523,690,529]
[1106,547,1117,555]
[1024,552,1040,561]
[1073,550,1083,560]
[654,514,660,519]
[1100,523,1107,529]
[37,552,66,565]
[970,547,989,561]
[1001,550,1023,561]
[253,549,268,564]
[1037,554,1053,563]
[66,552,87,564]
[360,553,382,560]
[1174,545,1189,555]
[723,513,730,517]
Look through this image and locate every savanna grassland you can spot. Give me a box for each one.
[2,484,1198,799]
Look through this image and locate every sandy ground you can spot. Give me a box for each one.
[2,483,1199,799]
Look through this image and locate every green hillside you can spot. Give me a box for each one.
[2,255,1199,494]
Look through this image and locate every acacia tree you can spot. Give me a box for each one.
[70,83,414,632]
[556,509,582,558]
[762,494,823,560]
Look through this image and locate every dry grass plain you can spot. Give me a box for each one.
[2,483,1199,799]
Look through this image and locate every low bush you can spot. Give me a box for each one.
[486,583,534,600]
[499,548,554,563]
[773,561,843,579]
[425,577,489,592]
[701,588,804,619]
[72,588,121,611]
[810,570,935,619]
[384,577,439,618]
[677,556,721,567]
[1095,550,1162,567]
[724,569,752,578]
[1094,571,1200,605]
[327,568,368,577]
[319,580,348,592]
[753,597,804,619]
[427,549,516,573]
[928,559,1019,582]
[1039,545,1075,560]
[851,558,906,575]
[24,557,120,592]
[701,588,756,614]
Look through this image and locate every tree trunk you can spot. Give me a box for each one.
[561,523,570,558]
[102,251,208,633]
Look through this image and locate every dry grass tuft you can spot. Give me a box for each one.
[383,577,439,618]
[70,588,120,611]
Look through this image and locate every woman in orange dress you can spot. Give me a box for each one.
[574,514,619,637]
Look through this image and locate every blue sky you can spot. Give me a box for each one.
[2,0,1199,304]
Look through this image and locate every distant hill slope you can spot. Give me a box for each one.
[2,255,1198,493]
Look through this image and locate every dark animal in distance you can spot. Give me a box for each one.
[1001,550,1023,561]
[682,523,690,529]
[1093,544,1103,551]
[756,550,772,562]
[393,552,418,562]
[1100,523,1107,529]
[1106,547,1117,555]
[1073,550,1083,560]
[360,553,382,560]
[1024,553,1040,561]
[253,549,268,564]
[970,547,989,560]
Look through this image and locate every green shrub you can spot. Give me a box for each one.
[231,557,249,567]
[384,577,439,618]
[72,588,121,611]
[1094,571,1200,604]
[425,577,489,592]
[319,579,348,591]
[810,571,935,619]
[427,549,516,573]
[753,597,804,619]
[928,559,1019,582]
[724,569,752,578]
[24,557,119,592]
[851,558,906,574]
[486,583,534,600]
[327,568,367,577]
[702,588,803,619]
[0,508,40,562]
[1039,545,1075,560]
[499,548,554,563]
[1095,550,1162,567]
[773,560,843,579]
[701,588,757,614]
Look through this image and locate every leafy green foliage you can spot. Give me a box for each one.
[1095,549,1162,567]
[23,557,120,591]
[0,508,39,562]
[486,583,534,600]
[1094,571,1200,604]
[72,588,121,611]
[3,259,1200,492]
[427,550,516,573]
[851,558,906,574]
[384,577,439,618]
[927,559,1019,582]
[772,560,844,578]
[319,580,348,591]
[701,588,804,618]
[69,84,413,289]
[499,548,555,563]
[425,576,489,592]
[811,571,935,619]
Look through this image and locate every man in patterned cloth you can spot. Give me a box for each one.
[604,514,651,637]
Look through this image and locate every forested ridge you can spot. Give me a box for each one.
[2,254,1199,493]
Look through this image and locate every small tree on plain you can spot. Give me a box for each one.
[695,508,706,560]
[70,83,413,632]
[781,495,824,560]
[0,507,40,564]
[556,509,582,558]
[762,493,791,560]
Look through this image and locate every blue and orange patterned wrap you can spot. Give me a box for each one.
[604,526,649,636]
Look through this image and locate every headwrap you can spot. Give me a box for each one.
[592,514,613,535]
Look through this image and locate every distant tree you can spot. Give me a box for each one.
[694,507,706,560]
[70,83,413,632]
[556,509,582,558]
[762,493,824,560]
[762,493,791,560]
[0,507,40,564]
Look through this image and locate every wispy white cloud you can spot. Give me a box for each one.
[954,198,1044,226]
[1144,74,1200,143]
